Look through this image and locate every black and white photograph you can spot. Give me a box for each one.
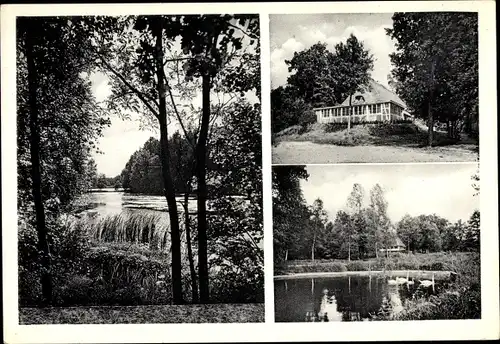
[1,1,498,344]
[273,163,480,322]
[14,14,263,324]
[271,12,479,164]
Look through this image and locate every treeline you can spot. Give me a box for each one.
[121,133,191,195]
[273,166,480,263]
[271,35,373,134]
[120,131,223,195]
[85,159,122,190]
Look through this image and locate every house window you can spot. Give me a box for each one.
[376,104,381,113]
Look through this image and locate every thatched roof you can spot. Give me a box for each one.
[394,237,405,247]
[339,79,407,109]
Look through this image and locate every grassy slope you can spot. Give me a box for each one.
[20,303,265,324]
[274,122,478,148]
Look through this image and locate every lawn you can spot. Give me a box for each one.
[19,303,265,324]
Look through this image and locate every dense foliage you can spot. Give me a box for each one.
[120,133,199,195]
[387,12,479,143]
[17,18,110,215]
[208,101,263,302]
[17,16,111,304]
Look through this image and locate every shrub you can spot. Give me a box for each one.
[282,262,347,274]
[210,265,264,303]
[369,122,419,136]
[298,109,317,128]
[345,261,368,271]
[18,216,91,306]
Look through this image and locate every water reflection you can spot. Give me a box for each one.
[275,275,443,322]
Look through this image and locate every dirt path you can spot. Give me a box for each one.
[272,141,478,164]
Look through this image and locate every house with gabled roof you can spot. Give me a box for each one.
[314,79,413,124]
[378,236,406,254]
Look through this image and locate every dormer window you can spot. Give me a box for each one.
[354,95,365,103]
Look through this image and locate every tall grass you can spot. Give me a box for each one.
[72,210,197,251]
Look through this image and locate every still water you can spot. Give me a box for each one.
[80,189,198,217]
[274,275,446,322]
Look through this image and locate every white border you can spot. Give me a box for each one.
[1,1,498,343]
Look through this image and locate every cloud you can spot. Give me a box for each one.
[270,38,304,88]
[270,18,396,90]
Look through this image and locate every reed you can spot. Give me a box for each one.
[74,210,188,251]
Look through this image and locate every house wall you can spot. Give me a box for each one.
[315,102,406,124]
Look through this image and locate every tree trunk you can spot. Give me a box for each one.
[348,238,351,262]
[284,249,288,261]
[375,241,378,259]
[184,186,199,303]
[25,26,53,306]
[154,21,183,304]
[311,233,316,261]
[428,61,435,147]
[197,73,211,303]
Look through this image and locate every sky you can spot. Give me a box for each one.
[270,13,396,89]
[300,163,479,224]
[90,72,158,177]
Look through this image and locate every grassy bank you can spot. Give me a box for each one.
[19,303,265,324]
[274,122,478,148]
[393,252,480,320]
[275,252,477,275]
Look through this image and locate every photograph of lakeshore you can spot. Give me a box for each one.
[16,14,264,324]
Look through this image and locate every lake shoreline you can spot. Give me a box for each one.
[274,270,456,280]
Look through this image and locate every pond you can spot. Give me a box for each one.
[274,275,449,322]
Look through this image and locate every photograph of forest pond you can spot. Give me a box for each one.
[273,164,480,322]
